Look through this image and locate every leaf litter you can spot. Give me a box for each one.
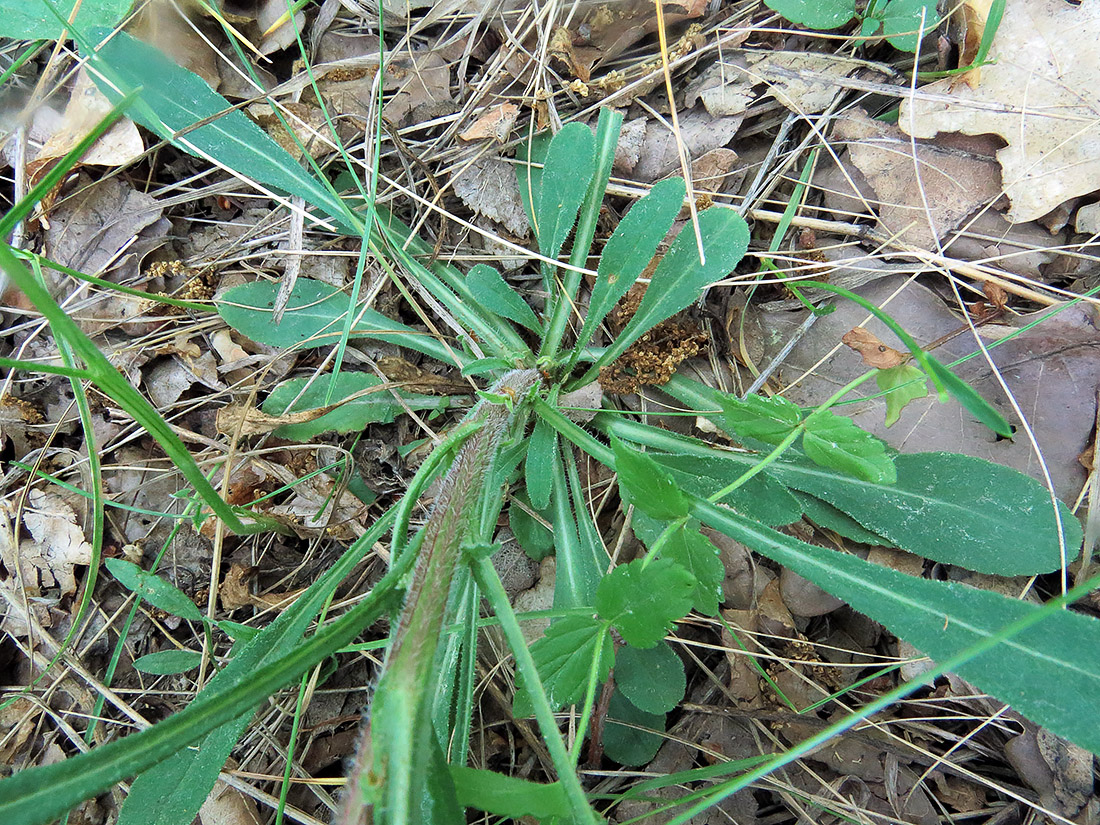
[3,0,1100,822]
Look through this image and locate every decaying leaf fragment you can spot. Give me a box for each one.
[842,326,907,369]
[900,0,1100,222]
[458,103,520,143]
[18,489,93,596]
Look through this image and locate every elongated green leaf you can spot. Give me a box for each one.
[762,0,855,29]
[525,415,557,511]
[514,615,612,716]
[633,513,724,616]
[603,207,749,368]
[262,372,448,439]
[466,264,541,333]
[132,650,203,676]
[217,278,454,363]
[926,356,1013,437]
[769,452,1080,576]
[792,492,892,545]
[535,123,597,261]
[612,437,689,520]
[653,453,803,527]
[84,30,353,231]
[106,558,203,622]
[551,447,603,610]
[596,559,694,649]
[0,509,401,825]
[508,493,554,561]
[599,416,1077,576]
[604,689,665,767]
[578,177,686,351]
[694,498,1100,757]
[801,411,896,484]
[2,0,131,40]
[615,642,686,714]
[450,767,571,820]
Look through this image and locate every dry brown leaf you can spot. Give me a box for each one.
[842,326,907,369]
[219,563,254,611]
[199,779,262,825]
[452,157,530,237]
[828,109,1002,249]
[382,51,454,127]
[458,103,520,143]
[20,489,93,596]
[900,0,1100,222]
[949,0,995,87]
[739,51,870,115]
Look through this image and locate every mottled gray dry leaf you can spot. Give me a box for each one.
[827,109,1002,249]
[453,158,530,237]
[757,275,1100,501]
[739,51,870,114]
[899,0,1100,222]
[633,108,743,182]
[19,489,93,596]
[44,173,167,281]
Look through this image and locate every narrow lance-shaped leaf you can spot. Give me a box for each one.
[577,177,686,352]
[84,30,354,232]
[466,264,541,333]
[598,206,749,371]
[525,415,557,511]
[694,497,1100,757]
[535,122,597,262]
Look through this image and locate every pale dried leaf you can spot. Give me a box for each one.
[899,0,1100,222]
[452,157,530,237]
[842,326,907,369]
[199,779,262,825]
[21,489,93,596]
[459,103,520,142]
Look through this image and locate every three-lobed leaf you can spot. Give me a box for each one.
[876,364,929,427]
[633,513,724,616]
[595,559,695,649]
[514,615,612,716]
[801,411,897,484]
[717,393,802,445]
[612,436,689,520]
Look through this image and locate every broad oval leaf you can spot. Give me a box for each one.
[578,177,686,350]
[466,264,541,333]
[612,436,689,520]
[881,0,942,51]
[132,649,203,676]
[217,278,450,361]
[769,452,1081,576]
[105,558,203,622]
[604,689,665,767]
[606,206,749,367]
[615,641,686,714]
[535,122,597,261]
[762,0,856,29]
[696,499,1100,758]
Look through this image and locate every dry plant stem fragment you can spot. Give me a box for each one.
[340,368,542,825]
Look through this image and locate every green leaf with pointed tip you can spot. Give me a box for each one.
[84,30,353,231]
[877,364,930,427]
[612,437,689,520]
[604,690,666,767]
[716,393,803,445]
[578,177,686,351]
[925,356,1012,437]
[514,615,612,717]
[802,411,896,484]
[217,278,453,362]
[3,0,131,39]
[615,642,686,714]
[596,559,694,648]
[449,767,571,820]
[466,264,541,333]
[763,0,855,29]
[632,513,724,616]
[132,650,203,676]
[535,123,597,262]
[603,206,749,368]
[106,559,203,622]
[695,497,1100,759]
[881,0,941,51]
[262,372,448,439]
[525,416,557,511]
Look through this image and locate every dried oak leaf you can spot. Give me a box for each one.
[899,0,1100,222]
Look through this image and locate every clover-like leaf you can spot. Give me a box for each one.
[596,559,694,648]
[514,615,612,716]
[876,364,929,428]
[633,513,724,617]
[612,437,689,520]
[717,393,803,446]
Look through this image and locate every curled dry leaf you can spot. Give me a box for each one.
[458,102,520,143]
[19,489,93,596]
[900,0,1100,222]
[842,326,907,369]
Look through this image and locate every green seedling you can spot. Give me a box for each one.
[0,19,1095,825]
